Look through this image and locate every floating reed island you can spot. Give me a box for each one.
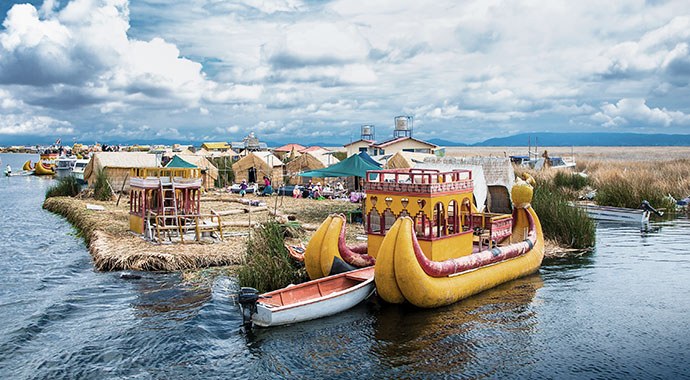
[42,147,690,274]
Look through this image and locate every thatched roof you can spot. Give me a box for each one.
[286,149,340,176]
[84,152,159,179]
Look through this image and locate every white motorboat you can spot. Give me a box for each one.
[55,155,78,177]
[71,158,90,184]
[573,201,662,224]
[238,266,375,327]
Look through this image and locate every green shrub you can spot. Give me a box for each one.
[237,221,306,293]
[93,169,113,201]
[332,151,347,161]
[532,181,595,249]
[553,171,590,190]
[211,157,235,188]
[46,175,82,198]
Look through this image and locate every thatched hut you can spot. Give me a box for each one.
[84,152,160,192]
[231,151,284,185]
[285,148,340,184]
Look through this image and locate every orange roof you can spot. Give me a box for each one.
[273,143,306,152]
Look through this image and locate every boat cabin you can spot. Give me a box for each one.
[363,168,513,261]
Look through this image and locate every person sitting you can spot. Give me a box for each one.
[292,185,302,198]
[239,179,248,197]
[261,176,273,196]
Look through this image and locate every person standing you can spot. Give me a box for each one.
[239,179,248,197]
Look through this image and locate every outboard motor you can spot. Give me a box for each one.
[237,287,260,326]
[640,200,664,217]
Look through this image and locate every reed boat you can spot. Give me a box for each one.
[33,161,55,176]
[237,266,375,327]
[304,213,375,279]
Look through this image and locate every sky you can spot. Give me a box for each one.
[0,0,689,146]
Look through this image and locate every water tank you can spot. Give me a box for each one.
[393,116,413,138]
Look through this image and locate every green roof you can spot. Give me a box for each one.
[165,155,198,169]
[299,152,380,178]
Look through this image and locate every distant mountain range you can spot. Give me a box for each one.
[4,132,690,148]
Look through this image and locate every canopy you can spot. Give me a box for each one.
[299,152,381,178]
[165,155,197,168]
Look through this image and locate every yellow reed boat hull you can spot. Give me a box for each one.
[34,162,55,176]
[375,206,544,308]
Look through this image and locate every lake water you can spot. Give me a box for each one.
[1,152,689,379]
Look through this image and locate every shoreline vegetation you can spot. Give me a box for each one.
[39,147,690,284]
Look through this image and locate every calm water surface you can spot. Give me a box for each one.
[1,152,689,379]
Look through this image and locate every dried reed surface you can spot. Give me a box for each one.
[43,197,244,271]
[43,192,362,272]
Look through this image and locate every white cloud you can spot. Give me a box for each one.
[0,114,74,135]
[592,98,690,128]
[1,0,690,143]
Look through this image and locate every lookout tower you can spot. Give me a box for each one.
[361,124,375,141]
[393,116,413,139]
[363,168,513,261]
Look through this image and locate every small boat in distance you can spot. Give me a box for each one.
[573,201,663,224]
[237,266,375,327]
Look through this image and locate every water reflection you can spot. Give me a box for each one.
[128,272,211,320]
[370,275,543,377]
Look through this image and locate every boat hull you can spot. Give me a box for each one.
[375,206,544,308]
[251,267,375,327]
[575,204,649,224]
[34,162,55,176]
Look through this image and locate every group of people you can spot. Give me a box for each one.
[292,180,345,200]
[237,176,273,197]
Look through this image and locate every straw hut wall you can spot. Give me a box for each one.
[285,149,340,184]
[175,154,219,189]
[231,151,284,185]
[84,152,160,192]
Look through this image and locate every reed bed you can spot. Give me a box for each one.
[236,220,307,293]
[530,177,596,250]
[580,158,690,210]
[46,175,82,198]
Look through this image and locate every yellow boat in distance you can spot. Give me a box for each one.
[305,167,544,308]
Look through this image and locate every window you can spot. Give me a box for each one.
[433,202,446,237]
[383,209,396,233]
[448,200,458,234]
[368,208,382,234]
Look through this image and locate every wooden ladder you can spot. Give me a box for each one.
[156,179,181,242]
